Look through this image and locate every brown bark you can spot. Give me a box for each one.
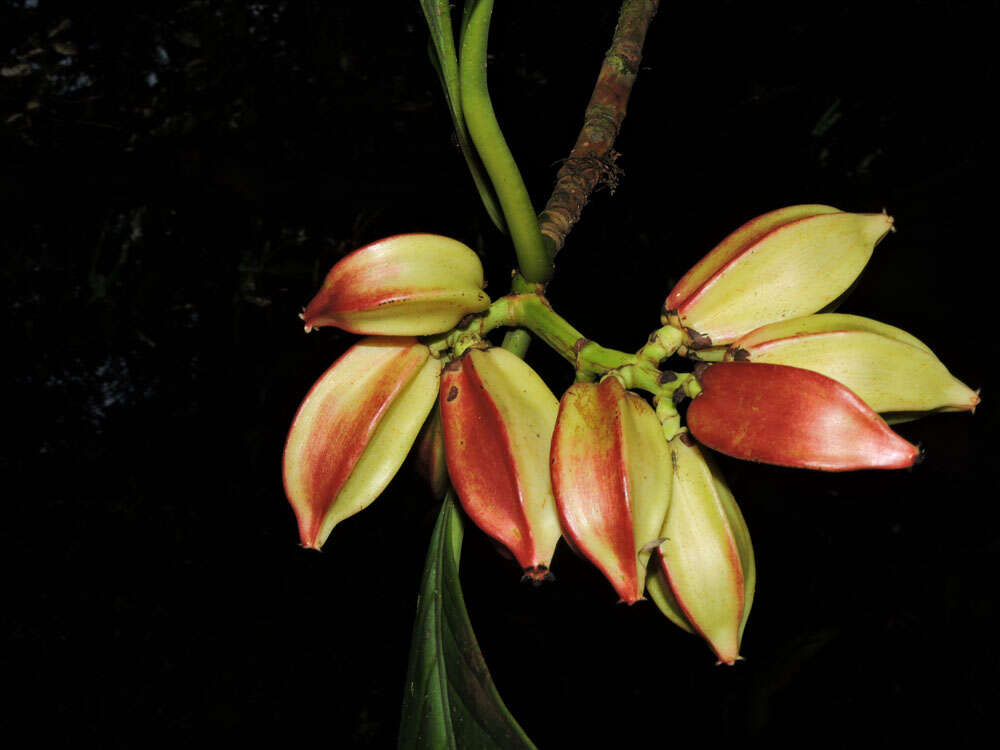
[538,0,659,255]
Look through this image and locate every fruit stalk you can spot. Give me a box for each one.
[448,293,684,396]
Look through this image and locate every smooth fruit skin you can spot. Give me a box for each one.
[653,435,755,664]
[439,347,561,579]
[666,205,839,311]
[550,378,672,603]
[283,337,442,549]
[726,313,979,415]
[302,234,491,336]
[686,362,920,471]
[664,206,892,347]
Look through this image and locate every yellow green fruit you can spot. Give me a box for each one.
[664,206,892,347]
[651,435,755,664]
[726,313,979,415]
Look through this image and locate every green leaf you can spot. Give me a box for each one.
[399,493,536,749]
[418,0,507,234]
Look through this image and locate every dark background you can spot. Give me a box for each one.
[4,0,997,745]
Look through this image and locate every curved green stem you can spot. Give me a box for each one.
[654,396,683,440]
[455,294,629,373]
[637,325,684,365]
[460,0,553,283]
[419,0,508,233]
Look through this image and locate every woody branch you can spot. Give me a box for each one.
[537,0,660,256]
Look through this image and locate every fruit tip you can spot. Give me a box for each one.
[714,654,744,667]
[520,565,556,586]
[297,519,325,551]
[616,595,646,606]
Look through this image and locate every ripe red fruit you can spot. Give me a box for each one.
[686,362,920,471]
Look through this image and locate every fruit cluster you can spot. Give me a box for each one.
[283,206,978,663]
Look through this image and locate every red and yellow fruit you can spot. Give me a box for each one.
[439,346,562,580]
[550,376,672,603]
[303,233,491,335]
[283,336,442,549]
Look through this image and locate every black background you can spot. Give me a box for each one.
[4,0,997,745]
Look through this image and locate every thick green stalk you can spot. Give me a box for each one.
[460,0,553,283]
[513,296,631,373]
[419,0,507,233]
[446,294,693,402]
[500,329,531,358]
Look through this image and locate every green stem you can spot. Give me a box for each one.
[448,294,694,402]
[679,344,728,362]
[500,328,531,359]
[419,0,508,233]
[460,0,553,283]
[636,325,684,365]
